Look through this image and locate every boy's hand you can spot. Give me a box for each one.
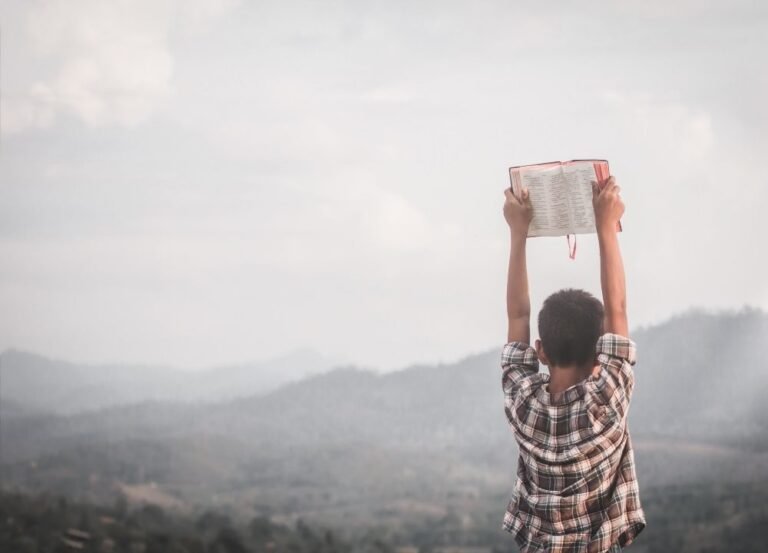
[503,187,533,237]
[591,176,624,233]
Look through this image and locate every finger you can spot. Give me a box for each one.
[504,188,520,204]
[603,178,618,194]
[597,176,613,190]
[591,180,598,197]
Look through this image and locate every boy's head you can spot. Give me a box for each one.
[535,288,604,369]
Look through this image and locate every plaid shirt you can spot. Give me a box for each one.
[500,333,646,553]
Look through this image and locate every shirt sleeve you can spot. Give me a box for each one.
[501,341,539,424]
[589,332,637,422]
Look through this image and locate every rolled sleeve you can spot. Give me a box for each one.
[501,341,539,417]
[591,333,637,421]
[596,333,637,366]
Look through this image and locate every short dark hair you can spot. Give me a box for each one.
[538,288,604,367]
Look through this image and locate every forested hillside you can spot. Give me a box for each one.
[2,307,767,551]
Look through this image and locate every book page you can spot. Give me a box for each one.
[515,165,571,237]
[562,162,598,234]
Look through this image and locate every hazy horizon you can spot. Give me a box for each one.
[1,303,762,375]
[2,0,767,372]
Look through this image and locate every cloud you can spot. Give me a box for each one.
[2,0,239,133]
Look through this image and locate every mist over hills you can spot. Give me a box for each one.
[629,307,768,442]
[0,346,344,414]
[1,306,767,532]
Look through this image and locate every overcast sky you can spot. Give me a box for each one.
[1,0,766,371]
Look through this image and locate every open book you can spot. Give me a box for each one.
[508,159,621,238]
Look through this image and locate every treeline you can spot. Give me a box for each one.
[3,479,768,553]
[637,480,768,553]
[0,491,393,553]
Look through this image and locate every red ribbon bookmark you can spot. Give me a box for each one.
[567,234,577,260]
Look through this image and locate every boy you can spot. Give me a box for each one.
[500,176,646,553]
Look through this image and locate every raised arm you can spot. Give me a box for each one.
[503,187,534,343]
[592,176,628,337]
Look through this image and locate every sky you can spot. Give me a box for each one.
[1,0,767,372]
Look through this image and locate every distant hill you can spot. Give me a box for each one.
[1,307,767,530]
[0,347,345,414]
[629,306,768,445]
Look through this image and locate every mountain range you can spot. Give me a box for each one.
[0,346,345,414]
[1,306,767,531]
